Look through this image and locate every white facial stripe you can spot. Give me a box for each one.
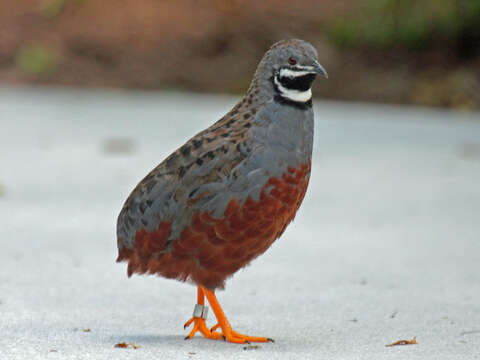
[279,68,315,78]
[294,65,316,72]
[274,76,312,103]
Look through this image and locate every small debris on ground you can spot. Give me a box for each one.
[460,330,480,336]
[82,328,91,332]
[243,345,261,351]
[48,349,58,353]
[114,342,140,349]
[390,311,398,319]
[386,337,417,347]
[188,352,196,355]
[349,318,358,322]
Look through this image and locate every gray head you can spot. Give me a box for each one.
[252,39,327,106]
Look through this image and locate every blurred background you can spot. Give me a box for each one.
[1,0,480,109]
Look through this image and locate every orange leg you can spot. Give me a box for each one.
[184,286,273,344]
[183,287,223,341]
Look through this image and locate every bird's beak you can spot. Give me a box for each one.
[312,60,328,78]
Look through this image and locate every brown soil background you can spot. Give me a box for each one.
[1,0,479,109]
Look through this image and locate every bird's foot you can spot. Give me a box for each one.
[183,305,272,343]
[185,287,273,344]
[184,316,223,341]
[202,287,273,344]
[184,303,223,340]
[209,323,273,344]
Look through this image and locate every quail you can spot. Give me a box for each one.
[116,39,328,343]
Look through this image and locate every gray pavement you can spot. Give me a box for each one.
[0,87,479,359]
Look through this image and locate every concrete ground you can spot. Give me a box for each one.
[0,87,479,359]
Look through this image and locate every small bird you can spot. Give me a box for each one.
[116,39,327,343]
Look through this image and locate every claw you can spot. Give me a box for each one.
[184,317,194,329]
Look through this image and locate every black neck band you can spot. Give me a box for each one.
[278,73,316,92]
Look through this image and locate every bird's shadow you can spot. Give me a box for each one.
[109,334,183,346]
[108,333,251,350]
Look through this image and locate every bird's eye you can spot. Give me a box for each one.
[288,57,297,65]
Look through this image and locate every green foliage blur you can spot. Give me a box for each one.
[15,45,60,76]
[39,0,85,19]
[327,0,480,51]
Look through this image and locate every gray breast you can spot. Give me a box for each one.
[220,100,314,204]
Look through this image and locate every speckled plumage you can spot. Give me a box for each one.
[117,39,326,289]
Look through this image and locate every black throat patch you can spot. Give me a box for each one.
[277,73,317,92]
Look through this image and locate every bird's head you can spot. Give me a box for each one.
[255,39,327,104]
